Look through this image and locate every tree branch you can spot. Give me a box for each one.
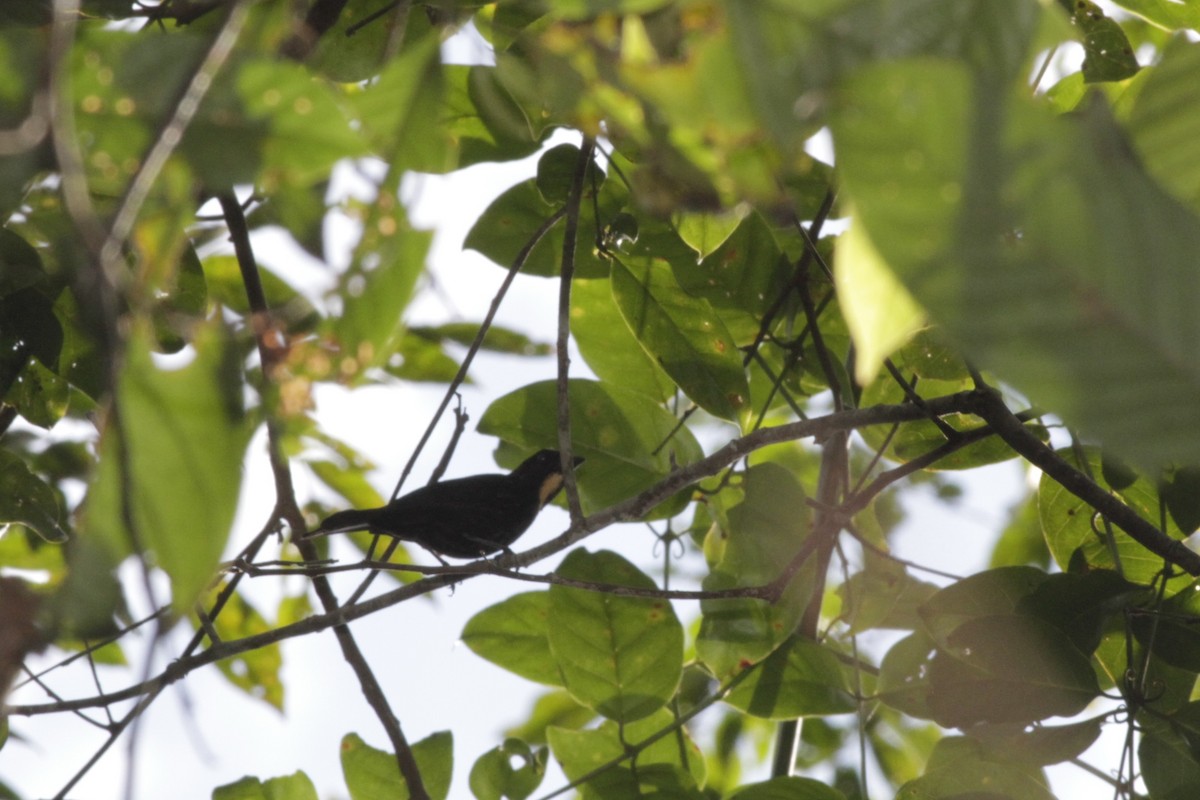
[965,387,1200,576]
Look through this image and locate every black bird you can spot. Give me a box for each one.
[306,450,584,559]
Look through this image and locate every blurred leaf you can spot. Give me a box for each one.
[462,591,560,686]
[478,378,703,515]
[341,731,452,800]
[877,631,938,720]
[548,549,683,722]
[81,320,251,612]
[835,216,925,386]
[201,255,319,333]
[1110,0,1200,30]
[724,636,856,719]
[308,0,408,83]
[834,53,1200,471]
[236,59,367,189]
[837,562,939,633]
[331,217,431,370]
[989,493,1051,569]
[409,323,551,357]
[896,736,1054,800]
[505,690,594,745]
[1128,40,1200,211]
[352,30,451,172]
[207,589,284,711]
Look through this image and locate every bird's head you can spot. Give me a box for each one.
[513,449,585,507]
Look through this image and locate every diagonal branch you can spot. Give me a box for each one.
[965,387,1200,576]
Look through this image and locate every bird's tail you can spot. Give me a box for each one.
[303,508,377,539]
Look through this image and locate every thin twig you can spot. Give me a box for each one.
[556,139,594,523]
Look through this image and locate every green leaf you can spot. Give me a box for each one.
[468,739,546,800]
[570,278,675,403]
[1129,40,1200,211]
[896,740,1055,800]
[927,614,1101,727]
[1067,0,1140,82]
[724,636,857,719]
[81,320,251,612]
[478,378,703,514]
[726,776,847,800]
[858,374,1040,470]
[671,210,788,343]
[504,690,595,746]
[212,771,318,800]
[917,566,1050,649]
[612,253,748,422]
[1132,578,1200,670]
[341,731,452,800]
[967,717,1103,767]
[0,227,49,297]
[1038,448,1191,585]
[1015,569,1145,655]
[672,208,746,259]
[1140,703,1200,800]
[835,215,925,386]
[697,463,810,679]
[1163,464,1200,534]
[462,591,560,686]
[547,549,683,722]
[464,179,619,279]
[0,450,67,543]
[536,144,599,203]
[877,631,938,719]
[547,708,705,794]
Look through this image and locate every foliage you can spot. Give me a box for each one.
[2,1,1200,799]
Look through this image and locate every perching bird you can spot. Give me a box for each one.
[305,450,584,559]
